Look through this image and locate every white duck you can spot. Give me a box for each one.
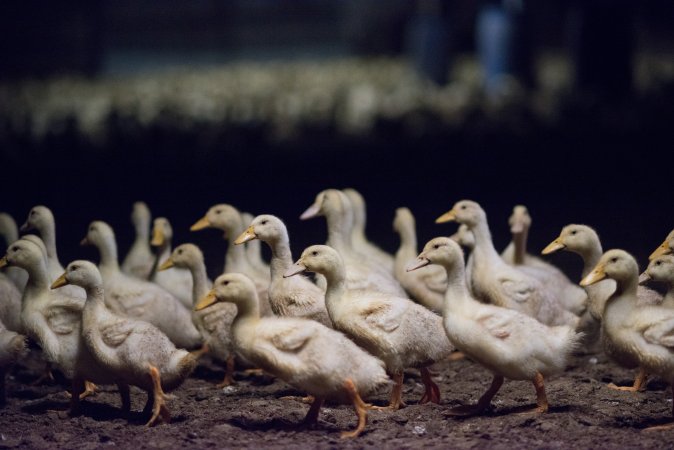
[649,229,674,261]
[392,207,445,313]
[195,272,389,438]
[158,243,238,387]
[241,212,270,278]
[1,238,124,409]
[0,319,27,406]
[343,188,395,273]
[235,214,331,326]
[501,205,587,315]
[20,205,84,299]
[300,189,405,297]
[150,217,193,308]
[581,249,674,430]
[285,245,453,409]
[436,200,579,327]
[121,201,154,280]
[52,261,197,426]
[0,213,28,291]
[82,220,201,349]
[191,204,272,316]
[408,237,581,415]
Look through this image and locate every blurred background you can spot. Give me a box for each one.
[1,0,673,279]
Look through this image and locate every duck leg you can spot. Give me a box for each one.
[448,374,504,416]
[216,354,236,388]
[302,396,324,427]
[419,367,441,404]
[145,366,171,427]
[371,372,405,410]
[517,372,549,414]
[341,378,368,439]
[190,342,209,359]
[31,363,55,386]
[118,383,131,416]
[80,381,97,399]
[608,368,648,392]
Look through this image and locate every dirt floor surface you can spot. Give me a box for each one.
[1,348,673,450]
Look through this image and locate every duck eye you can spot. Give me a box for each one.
[223,281,229,286]
[71,265,79,271]
[570,230,577,235]
[261,220,268,225]
[177,249,183,255]
[433,244,440,249]
[10,246,17,252]
[215,210,222,215]
[656,261,662,266]
[30,211,35,216]
[610,257,618,263]
[312,251,318,256]
[460,205,467,210]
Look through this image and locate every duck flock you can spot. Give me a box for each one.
[1,189,674,438]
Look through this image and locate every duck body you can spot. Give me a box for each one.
[236,214,331,326]
[0,273,22,333]
[393,207,445,312]
[121,202,154,280]
[84,221,201,349]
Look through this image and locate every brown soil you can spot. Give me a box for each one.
[1,350,671,449]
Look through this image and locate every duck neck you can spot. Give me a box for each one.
[325,210,350,251]
[267,234,293,281]
[395,219,417,261]
[233,296,261,323]
[133,218,150,245]
[39,222,59,263]
[82,285,118,363]
[442,261,472,312]
[578,240,603,278]
[511,229,528,265]
[225,225,247,272]
[470,219,502,264]
[97,236,120,272]
[322,263,347,314]
[613,276,639,298]
[22,258,50,293]
[188,260,210,305]
[2,224,18,247]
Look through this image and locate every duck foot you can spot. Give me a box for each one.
[341,379,368,439]
[370,372,405,410]
[418,367,441,404]
[145,366,172,427]
[447,351,465,362]
[608,368,648,392]
[644,422,674,432]
[281,395,315,404]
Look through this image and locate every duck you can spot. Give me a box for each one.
[241,212,270,278]
[641,255,674,309]
[0,319,27,406]
[449,224,476,295]
[195,272,389,438]
[1,238,124,410]
[300,189,406,297]
[649,229,674,260]
[0,213,28,291]
[436,200,580,327]
[580,249,674,430]
[408,237,581,415]
[52,261,197,426]
[285,244,454,409]
[20,205,85,300]
[191,204,272,316]
[158,243,238,387]
[392,207,445,312]
[234,214,331,326]
[121,202,154,280]
[343,188,395,273]
[82,220,202,349]
[542,224,662,379]
[150,217,193,308]
[501,205,587,315]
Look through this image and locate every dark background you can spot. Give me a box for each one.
[1,0,673,281]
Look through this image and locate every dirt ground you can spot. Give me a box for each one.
[1,348,672,450]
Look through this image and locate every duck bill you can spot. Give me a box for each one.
[406,256,430,272]
[0,256,8,269]
[234,226,257,245]
[190,216,211,231]
[283,261,307,278]
[649,241,671,260]
[151,227,165,247]
[194,290,217,311]
[300,203,321,220]
[541,238,565,255]
[638,271,652,285]
[80,236,90,246]
[19,222,31,233]
[50,273,69,290]
[580,265,607,286]
[158,258,174,272]
[435,209,456,224]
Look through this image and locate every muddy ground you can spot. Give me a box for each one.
[1,348,672,450]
